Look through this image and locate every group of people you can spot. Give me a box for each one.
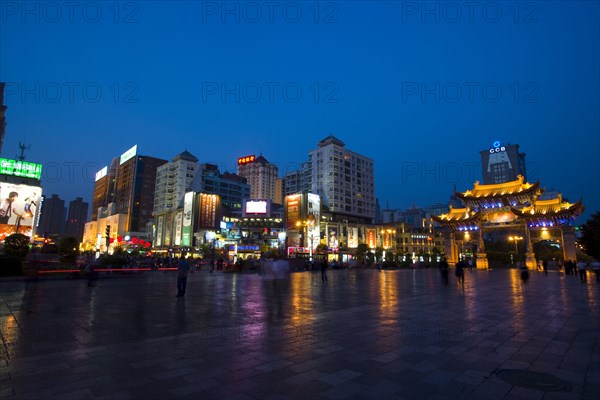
[438,257,467,287]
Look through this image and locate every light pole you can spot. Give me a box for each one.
[508,235,523,262]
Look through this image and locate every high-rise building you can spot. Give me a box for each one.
[308,135,375,221]
[237,155,278,201]
[201,164,250,210]
[0,83,7,156]
[283,161,311,196]
[153,150,201,215]
[64,197,89,241]
[37,194,65,236]
[480,141,527,184]
[89,145,166,236]
[91,158,118,221]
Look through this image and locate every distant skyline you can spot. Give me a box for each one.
[1,1,598,221]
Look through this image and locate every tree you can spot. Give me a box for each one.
[580,212,600,260]
[3,233,30,259]
[57,236,79,263]
[356,243,369,261]
[374,246,384,262]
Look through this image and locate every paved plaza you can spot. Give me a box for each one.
[0,268,598,399]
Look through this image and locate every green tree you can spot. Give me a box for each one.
[57,236,79,263]
[3,233,30,259]
[580,212,600,260]
[356,243,369,261]
[375,246,384,262]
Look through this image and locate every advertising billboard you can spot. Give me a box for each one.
[198,194,218,229]
[243,199,270,217]
[181,192,193,246]
[155,215,164,247]
[348,227,358,248]
[119,145,138,165]
[383,231,392,249]
[367,228,377,248]
[174,211,183,246]
[0,183,42,241]
[164,213,173,246]
[327,226,339,249]
[0,158,43,180]
[285,194,302,230]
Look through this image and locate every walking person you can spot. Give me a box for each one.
[320,259,328,283]
[176,253,190,297]
[439,257,449,286]
[455,259,465,287]
[578,260,587,283]
[542,260,548,276]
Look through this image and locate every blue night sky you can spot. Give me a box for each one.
[1,1,599,222]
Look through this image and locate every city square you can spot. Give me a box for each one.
[1,268,598,399]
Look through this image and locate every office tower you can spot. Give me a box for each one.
[480,141,527,184]
[237,154,278,201]
[308,135,375,220]
[64,197,89,241]
[153,150,201,215]
[37,194,65,236]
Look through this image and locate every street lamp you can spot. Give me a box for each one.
[508,235,523,257]
[296,213,317,261]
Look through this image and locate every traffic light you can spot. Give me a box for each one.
[105,225,111,238]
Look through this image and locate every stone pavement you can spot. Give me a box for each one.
[0,268,598,399]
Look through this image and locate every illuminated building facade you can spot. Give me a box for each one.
[433,175,583,269]
[153,150,200,215]
[237,155,279,202]
[480,141,527,184]
[308,135,375,221]
[86,145,167,243]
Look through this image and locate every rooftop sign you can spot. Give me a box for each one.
[120,145,137,165]
[0,158,42,180]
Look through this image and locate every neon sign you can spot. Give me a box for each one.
[237,155,256,165]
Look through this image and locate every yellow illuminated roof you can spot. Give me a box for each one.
[458,175,540,199]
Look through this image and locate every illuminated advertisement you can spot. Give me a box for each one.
[198,194,218,229]
[306,193,321,249]
[383,231,392,249]
[243,199,270,217]
[164,213,173,246]
[367,229,377,248]
[0,183,42,241]
[0,158,43,180]
[155,215,164,247]
[95,166,108,181]
[119,144,137,165]
[327,226,339,249]
[237,155,256,165]
[348,227,358,248]
[285,194,301,230]
[182,192,193,246]
[174,211,183,246]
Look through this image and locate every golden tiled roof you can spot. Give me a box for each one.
[512,195,584,217]
[457,175,541,199]
[431,206,477,222]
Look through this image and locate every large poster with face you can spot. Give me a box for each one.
[327,226,339,249]
[0,183,42,241]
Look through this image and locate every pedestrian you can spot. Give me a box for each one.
[455,259,465,286]
[85,258,99,287]
[439,257,449,286]
[467,258,473,272]
[577,261,587,283]
[176,253,190,297]
[542,260,548,276]
[592,261,600,283]
[320,259,328,283]
[520,263,529,284]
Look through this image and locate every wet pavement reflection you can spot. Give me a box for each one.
[1,268,599,399]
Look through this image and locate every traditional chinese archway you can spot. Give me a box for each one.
[432,176,584,269]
